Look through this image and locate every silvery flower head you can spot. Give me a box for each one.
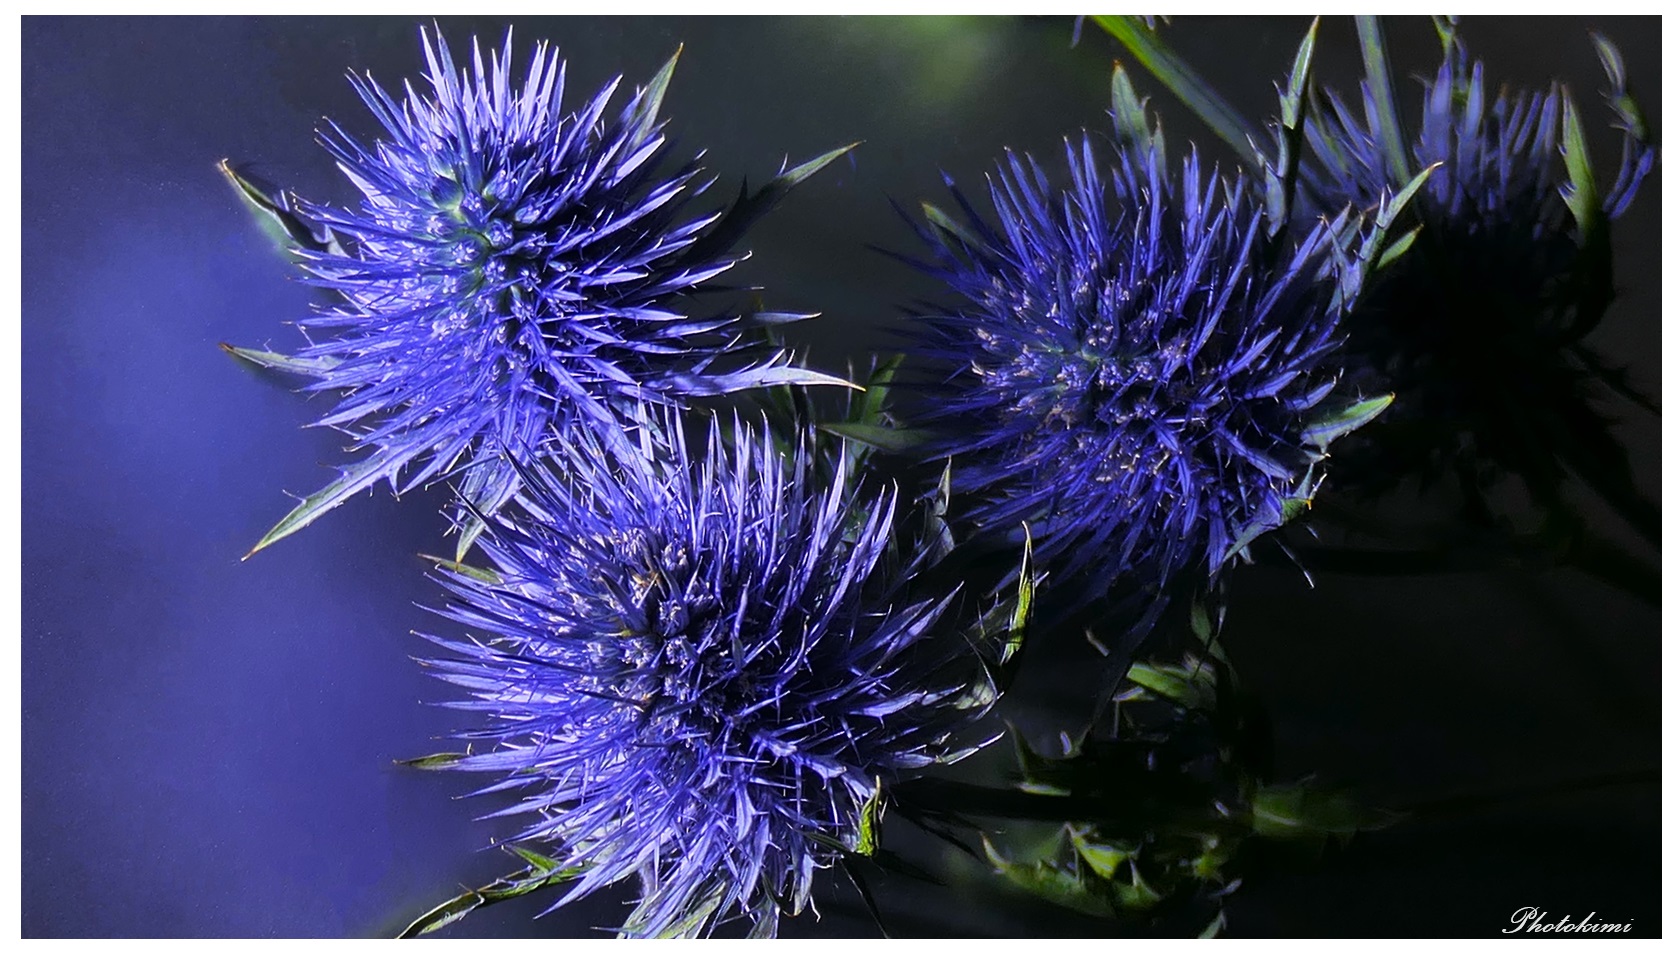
[1303,22,1655,501]
[907,135,1372,608]
[239,29,844,553]
[419,408,979,937]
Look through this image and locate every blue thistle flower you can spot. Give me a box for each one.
[417,408,980,937]
[233,29,850,555]
[906,135,1378,607]
[1303,23,1656,510]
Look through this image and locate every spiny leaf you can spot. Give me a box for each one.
[218,159,343,256]
[981,836,1113,919]
[1374,225,1420,271]
[681,142,860,266]
[454,511,488,563]
[244,450,400,559]
[1092,15,1263,175]
[921,200,986,252]
[1303,393,1394,450]
[1124,661,1217,712]
[1355,16,1412,183]
[396,848,584,938]
[1559,92,1604,239]
[818,421,932,455]
[419,554,501,585]
[397,751,468,770]
[1002,529,1034,668]
[1108,60,1166,175]
[629,45,681,144]
[1068,826,1128,880]
[1262,18,1318,239]
[219,342,341,377]
[853,776,887,857]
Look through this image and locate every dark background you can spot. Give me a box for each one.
[21,15,1660,938]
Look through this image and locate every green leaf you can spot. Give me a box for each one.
[218,158,343,257]
[1124,661,1217,712]
[1111,862,1164,912]
[1354,16,1412,183]
[396,847,584,938]
[629,46,681,144]
[396,751,467,770]
[921,462,956,563]
[817,421,931,455]
[1559,92,1603,239]
[1068,826,1127,880]
[1374,225,1420,271]
[244,451,399,559]
[1250,783,1390,843]
[1302,394,1394,450]
[681,142,860,267]
[1003,529,1034,667]
[1092,15,1263,175]
[1591,33,1647,142]
[418,554,501,585]
[1108,61,1166,175]
[920,200,986,252]
[219,342,340,377]
[1188,599,1213,644]
[982,836,1113,919]
[853,776,887,856]
[1343,164,1437,307]
[454,511,488,563]
[1199,910,1228,939]
[1262,18,1319,239]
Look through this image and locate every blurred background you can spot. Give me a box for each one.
[21,15,1659,938]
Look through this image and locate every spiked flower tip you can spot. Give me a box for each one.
[234,29,851,555]
[416,409,981,938]
[1303,21,1656,506]
[907,134,1383,608]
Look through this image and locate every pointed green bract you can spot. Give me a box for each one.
[219,342,341,377]
[630,45,681,144]
[817,421,932,455]
[1108,61,1165,175]
[244,451,399,559]
[219,158,344,257]
[1303,393,1394,450]
[1092,15,1263,174]
[1262,19,1318,239]
[682,142,861,267]
[397,751,467,770]
[1355,16,1413,183]
[396,847,585,938]
[418,554,501,585]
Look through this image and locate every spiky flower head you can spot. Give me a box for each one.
[1303,22,1656,503]
[418,408,979,937]
[240,29,844,553]
[907,135,1375,607]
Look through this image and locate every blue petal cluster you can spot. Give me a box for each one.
[421,409,978,937]
[279,30,821,520]
[1303,32,1655,493]
[909,139,1351,601]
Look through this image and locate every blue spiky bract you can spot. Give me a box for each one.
[1303,29,1656,497]
[250,29,837,548]
[420,408,978,937]
[909,137,1354,607]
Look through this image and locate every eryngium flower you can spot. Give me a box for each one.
[1303,28,1656,505]
[419,409,977,937]
[908,138,1353,603]
[246,30,840,551]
